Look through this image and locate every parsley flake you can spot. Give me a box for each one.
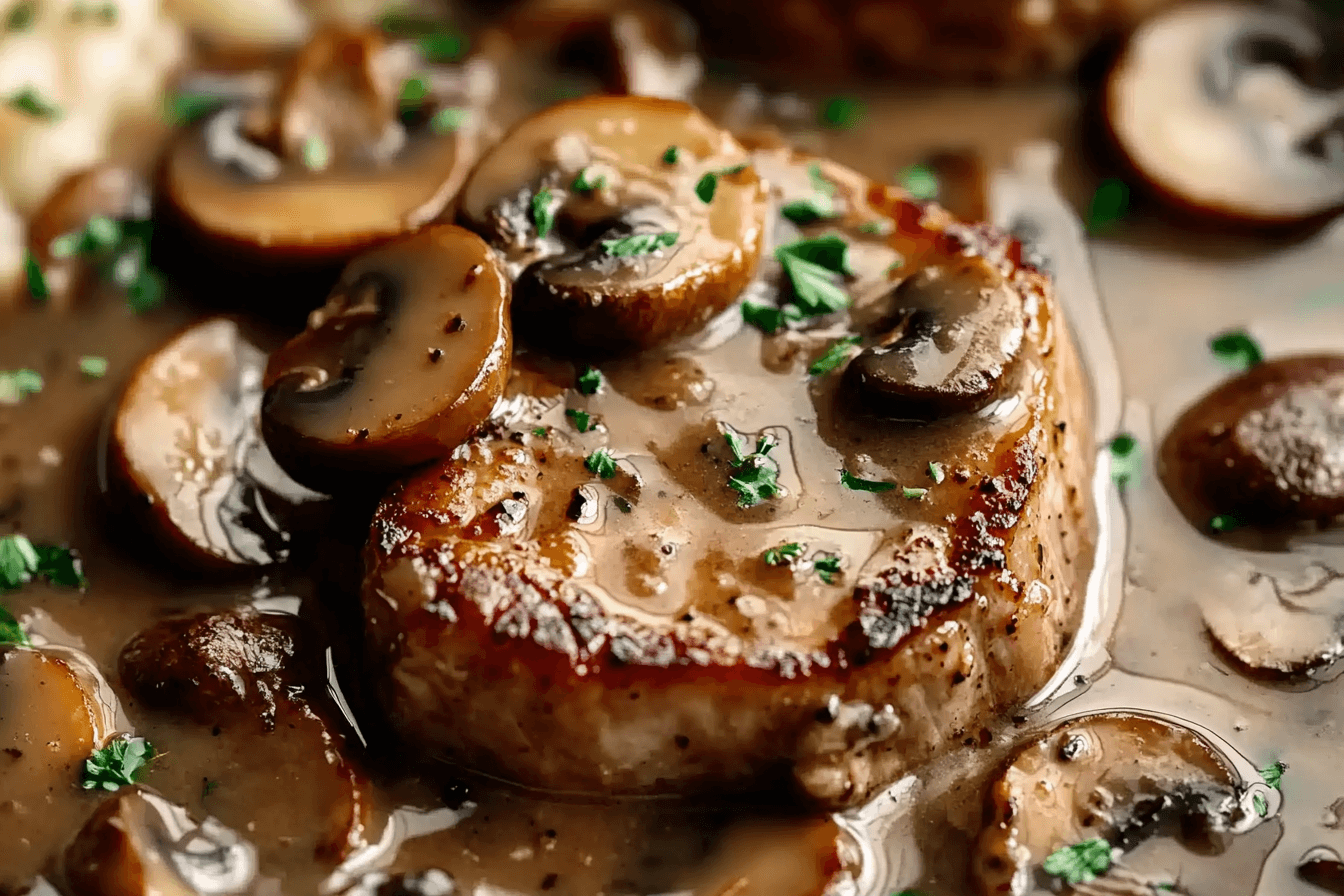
[741,300,802,335]
[430,107,470,134]
[858,220,892,236]
[8,86,61,119]
[762,542,803,567]
[813,554,842,584]
[820,96,864,130]
[1210,513,1241,533]
[723,431,781,508]
[777,234,852,275]
[81,737,154,791]
[601,231,677,257]
[165,91,227,126]
[202,777,220,798]
[572,167,606,192]
[576,366,603,395]
[419,30,466,62]
[301,134,329,172]
[1259,761,1286,789]
[585,449,617,479]
[778,253,849,316]
[0,535,85,591]
[902,487,928,500]
[900,163,939,201]
[662,145,679,164]
[77,356,108,381]
[695,171,718,204]
[0,368,42,404]
[398,75,430,116]
[781,163,839,226]
[565,408,594,432]
[1109,433,1141,488]
[1253,792,1269,817]
[1042,838,1112,885]
[24,250,47,302]
[1210,329,1263,370]
[6,0,34,30]
[531,426,548,437]
[927,462,945,484]
[808,335,860,376]
[0,604,29,646]
[532,188,557,239]
[840,470,895,493]
[1088,178,1129,233]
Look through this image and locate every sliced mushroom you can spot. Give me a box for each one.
[843,256,1025,421]
[162,26,486,266]
[1106,3,1344,225]
[26,165,151,309]
[262,225,512,487]
[63,786,257,896]
[105,317,328,571]
[458,95,768,355]
[1159,355,1344,532]
[974,713,1243,896]
[118,609,373,862]
[0,646,117,889]
[1203,562,1344,675]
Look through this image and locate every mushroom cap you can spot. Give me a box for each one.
[262,224,512,487]
[459,94,768,355]
[106,317,327,571]
[974,713,1241,896]
[1106,2,1344,225]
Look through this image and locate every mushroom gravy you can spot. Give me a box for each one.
[3,21,1344,896]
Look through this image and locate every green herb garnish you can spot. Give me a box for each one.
[576,366,602,395]
[1210,329,1263,370]
[24,250,47,302]
[900,163,939,201]
[778,253,849,316]
[808,335,860,376]
[202,777,220,798]
[125,268,164,313]
[398,75,430,117]
[741,300,802,335]
[602,231,677,257]
[81,737,153,791]
[165,91,227,126]
[301,134,329,171]
[0,535,85,591]
[8,86,61,119]
[1042,838,1112,886]
[419,30,466,62]
[565,408,594,432]
[0,368,42,404]
[585,449,617,479]
[777,233,852,275]
[531,426,548,437]
[78,356,107,378]
[814,554,842,584]
[1087,178,1129,232]
[819,96,864,130]
[572,167,606,192]
[762,542,803,567]
[927,461,945,484]
[662,145,679,164]
[1259,761,1286,789]
[6,0,35,31]
[1209,513,1241,533]
[532,187,556,239]
[1253,793,1268,817]
[0,604,29,646]
[840,470,895,493]
[858,220,892,236]
[782,163,838,225]
[35,544,86,589]
[724,432,780,508]
[902,487,928,500]
[430,107,470,134]
[1109,433,1140,487]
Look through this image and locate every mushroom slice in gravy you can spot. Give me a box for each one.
[458,94,768,355]
[162,26,485,264]
[105,317,327,571]
[974,713,1243,896]
[262,225,512,487]
[1106,3,1344,225]
[63,786,258,896]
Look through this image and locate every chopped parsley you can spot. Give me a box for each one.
[81,737,154,791]
[762,542,803,567]
[532,188,557,239]
[927,461,945,484]
[24,250,47,301]
[840,470,895,493]
[808,335,860,376]
[418,30,467,62]
[819,96,864,130]
[164,91,227,126]
[531,426,548,437]
[858,220,892,236]
[565,408,594,432]
[50,215,120,259]
[0,535,85,591]
[1109,433,1140,487]
[301,135,329,172]
[1210,329,1263,370]
[1087,178,1129,233]
[601,231,677,257]
[584,448,617,479]
[398,75,430,116]
[900,163,939,201]
[1209,513,1241,533]
[0,604,29,646]
[6,0,34,31]
[777,233,853,275]
[430,107,470,134]
[0,368,42,404]
[778,252,849,317]
[902,487,928,500]
[78,356,108,378]
[125,268,164,313]
[813,554,842,584]
[7,86,61,119]
[576,366,603,395]
[724,431,781,508]
[1259,761,1286,789]
[572,167,606,192]
[1253,793,1269,817]
[782,163,837,225]
[741,300,802,335]
[202,777,220,798]
[1042,838,1112,885]
[662,145,679,164]
[694,164,747,204]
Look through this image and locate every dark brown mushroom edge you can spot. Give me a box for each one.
[161,26,487,268]
[361,141,1095,806]
[1105,2,1344,226]
[104,316,328,571]
[974,713,1247,896]
[457,94,769,355]
[261,224,512,488]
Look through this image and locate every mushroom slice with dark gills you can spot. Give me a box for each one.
[1159,355,1344,534]
[63,787,258,896]
[458,94,768,355]
[118,609,374,864]
[162,26,490,267]
[973,714,1246,896]
[105,317,327,571]
[361,152,1095,805]
[262,225,512,488]
[1105,3,1344,226]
